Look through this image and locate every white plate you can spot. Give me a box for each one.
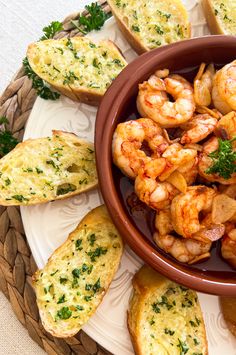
[21,2,236,354]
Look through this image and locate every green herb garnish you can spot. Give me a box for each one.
[40,21,63,40]
[23,58,60,100]
[57,294,66,304]
[88,233,96,246]
[152,302,161,314]
[75,239,83,251]
[56,306,72,320]
[71,2,110,34]
[11,195,29,203]
[57,183,76,196]
[87,247,107,262]
[59,277,68,284]
[0,117,18,158]
[205,137,236,179]
[177,339,189,355]
[164,328,175,336]
[132,25,140,32]
[23,21,62,101]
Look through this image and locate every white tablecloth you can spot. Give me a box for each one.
[0,1,89,353]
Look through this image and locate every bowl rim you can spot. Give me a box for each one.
[95,35,236,296]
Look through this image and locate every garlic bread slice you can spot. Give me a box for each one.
[33,205,123,337]
[107,0,191,54]
[202,0,236,35]
[0,131,97,205]
[128,265,208,355]
[27,37,127,105]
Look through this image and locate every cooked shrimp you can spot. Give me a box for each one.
[194,63,215,107]
[180,113,218,144]
[212,61,236,114]
[154,210,212,263]
[137,74,195,128]
[159,143,197,181]
[177,156,198,185]
[171,186,219,239]
[134,159,179,211]
[198,136,236,184]
[155,209,173,235]
[154,232,212,264]
[216,111,236,144]
[221,228,236,269]
[112,118,168,179]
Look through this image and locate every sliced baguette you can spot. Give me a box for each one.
[0,130,97,206]
[27,37,127,105]
[33,205,123,337]
[128,265,208,355]
[202,0,236,35]
[220,296,236,338]
[107,0,191,54]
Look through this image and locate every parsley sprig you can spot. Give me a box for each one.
[40,21,63,40]
[205,137,236,179]
[0,117,18,158]
[23,21,63,100]
[23,58,60,100]
[71,2,110,34]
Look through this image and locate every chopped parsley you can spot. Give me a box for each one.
[75,239,83,251]
[84,295,92,302]
[76,305,84,311]
[11,195,29,203]
[59,277,68,284]
[177,339,189,355]
[63,71,79,85]
[152,302,161,314]
[56,306,72,320]
[155,25,164,35]
[50,269,58,276]
[57,294,66,304]
[57,183,76,196]
[5,178,11,186]
[72,268,81,278]
[36,167,43,174]
[132,25,140,32]
[164,328,175,336]
[205,137,236,179]
[87,247,107,262]
[88,233,96,246]
[44,284,52,294]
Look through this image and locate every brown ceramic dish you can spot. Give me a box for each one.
[95,35,236,296]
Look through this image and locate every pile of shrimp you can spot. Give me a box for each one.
[112,60,236,268]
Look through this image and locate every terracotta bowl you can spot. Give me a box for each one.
[95,35,236,296]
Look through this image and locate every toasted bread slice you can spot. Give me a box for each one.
[27,37,127,105]
[202,0,236,35]
[33,205,123,338]
[0,131,97,205]
[107,0,191,54]
[128,265,208,355]
[220,296,236,338]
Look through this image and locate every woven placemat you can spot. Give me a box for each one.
[0,1,113,354]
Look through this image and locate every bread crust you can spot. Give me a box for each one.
[128,265,208,355]
[33,205,124,338]
[220,296,236,338]
[0,130,98,206]
[201,0,224,34]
